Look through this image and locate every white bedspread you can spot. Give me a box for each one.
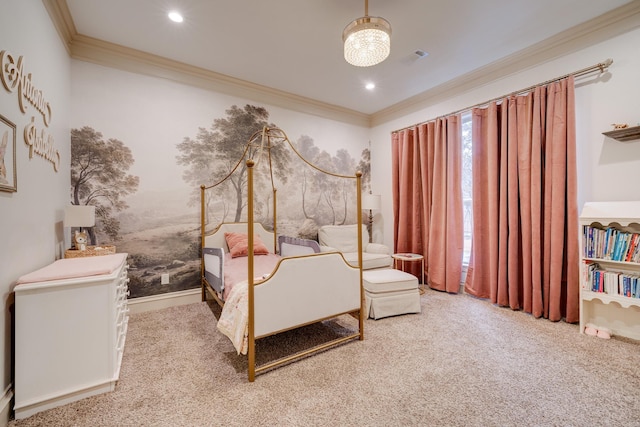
[217,279,249,355]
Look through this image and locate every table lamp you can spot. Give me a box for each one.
[64,205,96,249]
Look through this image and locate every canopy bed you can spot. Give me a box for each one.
[200,126,365,381]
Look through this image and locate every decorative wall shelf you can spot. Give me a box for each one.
[602,125,640,141]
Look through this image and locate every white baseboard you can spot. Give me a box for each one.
[1,384,13,427]
[14,380,115,420]
[127,288,201,315]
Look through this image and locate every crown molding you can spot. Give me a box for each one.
[69,35,371,127]
[41,0,76,54]
[44,0,640,130]
[370,1,640,127]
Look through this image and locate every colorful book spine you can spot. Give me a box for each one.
[625,234,639,262]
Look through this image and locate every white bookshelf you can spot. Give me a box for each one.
[579,201,640,340]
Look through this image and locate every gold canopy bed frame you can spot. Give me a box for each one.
[200,126,365,381]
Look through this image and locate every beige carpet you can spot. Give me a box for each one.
[10,289,640,426]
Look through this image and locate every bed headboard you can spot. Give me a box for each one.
[203,222,276,253]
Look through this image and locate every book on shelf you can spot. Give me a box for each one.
[625,234,639,262]
[581,260,597,290]
[633,239,640,263]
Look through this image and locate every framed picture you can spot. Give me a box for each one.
[0,114,17,192]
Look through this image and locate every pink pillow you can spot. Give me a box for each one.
[224,232,270,258]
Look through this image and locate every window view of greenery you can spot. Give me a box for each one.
[461,112,473,264]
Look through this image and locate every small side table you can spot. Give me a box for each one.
[64,245,116,259]
[392,253,425,294]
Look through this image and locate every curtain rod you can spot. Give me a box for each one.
[391,58,613,134]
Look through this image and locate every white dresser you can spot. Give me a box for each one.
[13,253,129,419]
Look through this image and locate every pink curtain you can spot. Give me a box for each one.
[392,116,463,293]
[464,76,579,322]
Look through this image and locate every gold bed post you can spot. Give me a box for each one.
[273,188,278,252]
[200,184,206,302]
[247,159,256,382]
[267,127,278,253]
[356,172,364,340]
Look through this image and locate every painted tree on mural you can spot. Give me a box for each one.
[70,126,140,244]
[296,134,321,220]
[177,104,371,237]
[291,135,366,226]
[176,104,291,224]
[358,147,371,194]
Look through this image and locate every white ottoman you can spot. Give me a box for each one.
[363,269,421,320]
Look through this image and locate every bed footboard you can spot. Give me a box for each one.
[253,252,361,338]
[247,251,363,379]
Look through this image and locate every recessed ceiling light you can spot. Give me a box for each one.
[168,11,184,23]
[365,82,376,90]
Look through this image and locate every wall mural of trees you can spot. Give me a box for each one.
[71,104,369,298]
[70,126,139,246]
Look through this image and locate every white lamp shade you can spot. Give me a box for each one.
[362,194,381,210]
[64,205,96,227]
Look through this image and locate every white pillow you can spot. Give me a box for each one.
[318,224,367,253]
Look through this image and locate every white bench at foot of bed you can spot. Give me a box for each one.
[363,269,421,320]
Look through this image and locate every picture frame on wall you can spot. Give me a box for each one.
[0,114,17,192]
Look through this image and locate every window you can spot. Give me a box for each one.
[461,112,473,265]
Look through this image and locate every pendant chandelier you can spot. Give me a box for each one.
[342,0,392,67]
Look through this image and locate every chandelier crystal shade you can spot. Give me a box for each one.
[342,1,391,67]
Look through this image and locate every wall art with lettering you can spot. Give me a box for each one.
[1,49,59,172]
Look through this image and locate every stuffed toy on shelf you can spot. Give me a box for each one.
[73,230,88,251]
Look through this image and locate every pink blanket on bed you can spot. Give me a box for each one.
[222,253,280,300]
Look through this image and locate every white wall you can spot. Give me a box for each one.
[370,25,640,250]
[0,0,71,422]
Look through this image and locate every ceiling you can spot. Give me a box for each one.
[62,0,633,118]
